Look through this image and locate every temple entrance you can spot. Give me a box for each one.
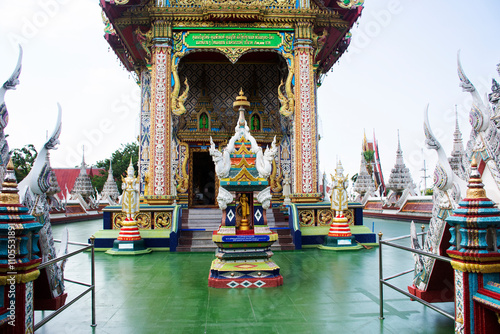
[191,151,216,207]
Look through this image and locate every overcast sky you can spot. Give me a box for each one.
[0,0,499,190]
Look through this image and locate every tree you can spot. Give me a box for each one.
[363,150,375,175]
[10,144,37,182]
[93,142,139,192]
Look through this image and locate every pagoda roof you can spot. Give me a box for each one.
[101,0,362,74]
[53,168,105,200]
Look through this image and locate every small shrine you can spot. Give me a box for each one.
[208,91,283,288]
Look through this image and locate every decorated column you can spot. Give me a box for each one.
[291,22,321,203]
[139,67,151,196]
[148,41,171,200]
[446,158,500,334]
[0,161,42,333]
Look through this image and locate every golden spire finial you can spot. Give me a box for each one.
[471,155,477,168]
[7,159,14,170]
[233,89,250,112]
[0,158,20,204]
[466,155,486,199]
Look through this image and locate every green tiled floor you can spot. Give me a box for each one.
[34,218,454,333]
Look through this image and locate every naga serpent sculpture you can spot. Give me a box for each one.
[171,53,189,116]
[278,52,295,117]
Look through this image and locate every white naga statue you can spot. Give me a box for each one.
[121,159,140,218]
[0,45,22,182]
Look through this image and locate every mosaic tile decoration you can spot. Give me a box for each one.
[178,63,282,133]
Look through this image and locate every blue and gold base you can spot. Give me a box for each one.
[318,235,363,251]
[208,231,283,288]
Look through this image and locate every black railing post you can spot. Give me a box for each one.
[90,235,96,328]
[378,231,384,320]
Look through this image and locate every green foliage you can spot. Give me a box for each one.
[363,150,375,175]
[424,188,434,196]
[10,144,38,182]
[351,173,358,183]
[93,142,139,192]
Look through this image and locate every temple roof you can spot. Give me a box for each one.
[52,167,104,200]
[101,0,362,75]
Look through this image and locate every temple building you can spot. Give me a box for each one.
[101,0,364,208]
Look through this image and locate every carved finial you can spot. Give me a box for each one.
[466,155,486,199]
[0,158,20,204]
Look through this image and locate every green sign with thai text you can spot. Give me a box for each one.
[183,31,283,48]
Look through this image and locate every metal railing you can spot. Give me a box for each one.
[378,230,454,321]
[34,237,96,331]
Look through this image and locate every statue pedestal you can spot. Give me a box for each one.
[106,218,152,255]
[208,230,283,288]
[319,215,362,251]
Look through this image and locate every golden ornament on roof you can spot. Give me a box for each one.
[233,89,250,112]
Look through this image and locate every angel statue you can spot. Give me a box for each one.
[121,159,140,218]
[330,160,349,214]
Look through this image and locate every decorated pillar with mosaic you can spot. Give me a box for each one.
[147,24,177,204]
[445,158,500,334]
[139,67,151,198]
[290,21,322,203]
[0,161,43,333]
[208,91,283,288]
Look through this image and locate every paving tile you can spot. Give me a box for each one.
[30,218,457,333]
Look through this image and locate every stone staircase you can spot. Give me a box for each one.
[176,208,294,252]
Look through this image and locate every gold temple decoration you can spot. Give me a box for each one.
[233,88,250,109]
[217,48,249,64]
[466,156,487,199]
[135,27,154,60]
[175,142,189,194]
[270,159,283,193]
[171,32,188,116]
[171,69,189,116]
[238,193,251,231]
[278,46,295,117]
[0,159,20,204]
